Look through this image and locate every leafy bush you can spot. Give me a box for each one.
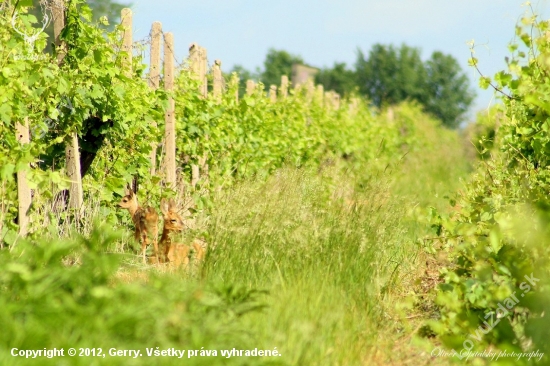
[431,10,550,365]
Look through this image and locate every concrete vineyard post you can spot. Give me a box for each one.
[55,3,83,210]
[213,59,223,103]
[246,80,255,96]
[306,79,314,103]
[148,21,162,175]
[121,8,133,78]
[315,84,324,106]
[191,165,200,188]
[189,44,207,97]
[270,85,277,103]
[163,32,176,187]
[199,46,208,98]
[387,107,394,122]
[16,119,30,236]
[333,92,341,110]
[280,75,289,98]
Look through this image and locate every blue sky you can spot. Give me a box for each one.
[126,0,549,117]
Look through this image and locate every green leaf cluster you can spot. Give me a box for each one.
[431,11,550,363]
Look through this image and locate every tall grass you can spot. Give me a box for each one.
[0,109,470,365]
[204,166,413,364]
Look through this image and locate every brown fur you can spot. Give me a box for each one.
[118,188,159,264]
[159,198,191,266]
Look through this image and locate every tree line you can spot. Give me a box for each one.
[232,45,475,128]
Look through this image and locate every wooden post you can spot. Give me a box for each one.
[230,73,239,103]
[148,21,162,175]
[52,2,66,63]
[191,165,199,188]
[269,85,277,103]
[198,153,209,186]
[349,97,359,116]
[387,107,395,121]
[324,91,331,109]
[189,43,207,97]
[280,75,289,98]
[65,135,83,209]
[246,80,255,96]
[189,43,200,75]
[333,92,341,110]
[199,46,208,98]
[315,84,324,105]
[306,79,314,103]
[212,59,223,103]
[54,3,82,209]
[121,8,133,77]
[16,119,30,236]
[164,32,176,187]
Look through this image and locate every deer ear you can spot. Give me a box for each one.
[169,198,177,210]
[160,198,169,215]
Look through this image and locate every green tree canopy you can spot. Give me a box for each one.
[355,44,426,107]
[421,51,475,128]
[354,43,474,128]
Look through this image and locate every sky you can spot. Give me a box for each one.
[126,0,550,117]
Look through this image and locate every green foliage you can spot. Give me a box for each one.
[0,225,267,366]
[356,44,426,108]
[464,106,505,160]
[1,2,475,363]
[422,51,476,129]
[27,0,130,55]
[0,0,165,242]
[431,10,550,364]
[355,44,475,128]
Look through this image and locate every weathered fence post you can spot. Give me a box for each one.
[324,91,332,109]
[333,92,341,110]
[246,80,255,96]
[306,79,314,103]
[121,8,132,77]
[387,107,395,121]
[191,165,200,188]
[16,119,30,236]
[315,84,324,105]
[54,2,83,210]
[189,43,208,98]
[212,59,223,103]
[53,2,66,63]
[231,73,239,103]
[280,75,289,98]
[163,32,176,187]
[270,85,277,103]
[199,46,208,98]
[349,97,359,116]
[189,43,199,74]
[148,21,162,175]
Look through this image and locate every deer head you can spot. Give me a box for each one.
[160,198,185,232]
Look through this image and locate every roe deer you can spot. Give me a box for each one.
[159,198,191,266]
[118,187,159,264]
